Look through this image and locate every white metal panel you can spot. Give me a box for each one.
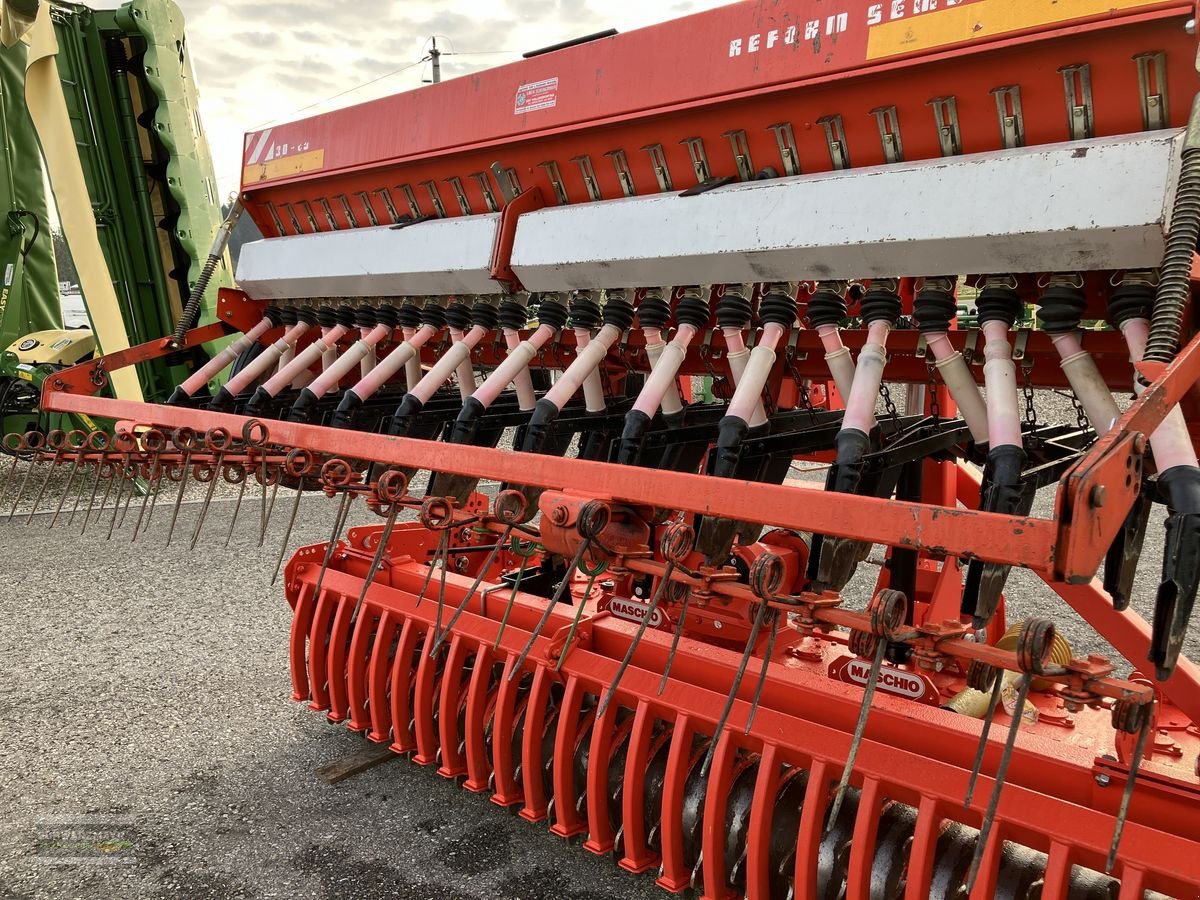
[236,214,503,299]
[511,132,1182,291]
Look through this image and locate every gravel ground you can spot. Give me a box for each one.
[0,391,1192,899]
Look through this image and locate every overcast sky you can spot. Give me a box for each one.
[92,1,728,196]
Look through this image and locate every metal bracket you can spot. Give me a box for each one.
[681,137,712,185]
[767,122,801,177]
[572,155,604,201]
[963,328,981,366]
[419,181,447,218]
[928,97,962,157]
[398,185,423,219]
[605,149,637,197]
[642,144,674,192]
[991,86,1025,149]
[297,201,320,233]
[1059,64,1095,140]
[1135,51,1168,131]
[335,194,360,229]
[786,325,808,362]
[870,106,904,163]
[317,198,340,231]
[679,176,737,198]
[264,201,287,235]
[374,189,401,224]
[723,130,755,182]
[538,162,569,205]
[280,202,304,234]
[470,172,500,213]
[817,115,850,170]
[1013,328,1031,362]
[915,334,929,359]
[445,177,473,216]
[356,192,380,227]
[491,163,522,202]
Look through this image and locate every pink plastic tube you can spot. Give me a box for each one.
[259,323,351,399]
[409,325,490,405]
[221,320,312,398]
[981,320,1023,449]
[545,323,622,412]
[726,322,788,424]
[349,323,439,402]
[633,324,697,418]
[399,327,424,389]
[1121,318,1198,472]
[1048,331,1121,435]
[841,320,891,435]
[472,323,558,410]
[573,326,608,413]
[925,332,989,443]
[305,323,394,401]
[817,324,857,405]
[176,317,273,397]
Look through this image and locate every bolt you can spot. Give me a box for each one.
[713,620,723,630]
[1090,485,1107,508]
[1187,17,1196,35]
[1133,434,1147,454]
[1095,771,1111,787]
[550,505,569,526]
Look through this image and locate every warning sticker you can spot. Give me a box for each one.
[514,77,559,115]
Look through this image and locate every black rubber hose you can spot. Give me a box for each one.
[1146,96,1200,363]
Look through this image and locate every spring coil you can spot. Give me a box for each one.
[171,256,221,344]
[1146,145,1200,362]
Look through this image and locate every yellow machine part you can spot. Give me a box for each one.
[6,327,94,368]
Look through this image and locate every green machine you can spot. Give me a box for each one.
[0,0,231,440]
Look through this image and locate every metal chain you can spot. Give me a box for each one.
[927,364,941,421]
[879,382,901,431]
[1021,363,1038,427]
[1070,391,1091,431]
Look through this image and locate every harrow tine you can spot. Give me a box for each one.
[80,460,110,534]
[965,674,1030,893]
[48,434,89,529]
[415,528,451,607]
[701,597,769,777]
[963,665,1006,808]
[599,520,692,714]
[508,536,591,681]
[25,432,70,525]
[827,589,908,832]
[105,465,131,541]
[433,524,513,655]
[224,471,248,548]
[555,557,607,672]
[352,503,401,623]
[189,466,221,550]
[270,448,321,584]
[0,435,23,509]
[8,433,45,522]
[188,428,233,550]
[1106,700,1155,874]
[272,481,304,584]
[312,488,354,602]
[657,586,693,694]
[744,608,780,734]
[493,536,538,650]
[259,478,280,547]
[165,428,198,547]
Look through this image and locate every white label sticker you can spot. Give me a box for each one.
[514,77,559,115]
[844,659,926,700]
[4,264,13,287]
[609,596,664,628]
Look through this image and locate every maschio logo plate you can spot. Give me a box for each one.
[827,655,939,704]
[608,596,665,628]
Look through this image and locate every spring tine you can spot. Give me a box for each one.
[131,457,160,542]
[189,467,221,551]
[597,560,677,715]
[165,452,193,546]
[311,490,354,602]
[106,467,131,541]
[351,504,401,622]
[965,675,1031,893]
[433,525,514,655]
[117,471,138,530]
[826,635,889,830]
[24,450,63,526]
[414,528,451,607]
[81,462,108,534]
[433,534,453,639]
[272,485,305,585]
[258,479,280,547]
[493,542,534,650]
[509,539,591,680]
[964,676,1006,807]
[1106,706,1155,873]
[259,455,269,539]
[701,598,769,776]
[744,609,780,734]
[8,456,38,522]
[67,459,93,527]
[555,561,606,672]
[658,588,693,694]
[48,452,84,529]
[224,475,248,548]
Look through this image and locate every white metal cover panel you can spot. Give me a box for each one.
[236,214,503,300]
[511,132,1182,291]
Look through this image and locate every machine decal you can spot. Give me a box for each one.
[243,148,325,186]
[829,655,939,704]
[609,596,666,628]
[867,0,1171,59]
[514,77,559,115]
